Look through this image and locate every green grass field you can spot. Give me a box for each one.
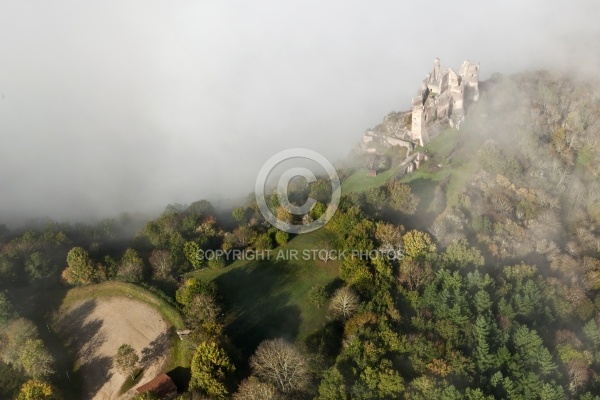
[402,126,480,207]
[341,165,403,193]
[190,229,339,358]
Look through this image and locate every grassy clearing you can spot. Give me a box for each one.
[342,165,402,193]
[189,229,339,358]
[402,127,479,209]
[57,281,190,370]
[401,166,450,183]
[422,128,461,155]
[444,160,479,207]
[342,129,466,195]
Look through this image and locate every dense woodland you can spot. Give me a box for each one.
[1,70,600,399]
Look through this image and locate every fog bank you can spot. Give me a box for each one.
[1,0,598,223]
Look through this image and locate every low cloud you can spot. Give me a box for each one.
[0,0,598,223]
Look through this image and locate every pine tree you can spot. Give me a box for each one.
[473,315,494,372]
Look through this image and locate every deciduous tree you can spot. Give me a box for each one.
[0,318,38,368]
[387,181,420,214]
[176,278,216,308]
[148,249,173,279]
[375,222,404,252]
[233,376,279,400]
[0,291,16,325]
[364,187,387,215]
[308,284,327,308]
[231,226,257,248]
[402,230,436,259]
[317,367,348,400]
[61,247,96,285]
[19,339,55,379]
[274,230,289,246]
[250,338,310,394]
[316,239,335,263]
[114,344,139,380]
[329,287,360,320]
[190,341,235,399]
[117,248,144,282]
[183,241,203,269]
[0,255,18,286]
[398,259,434,291]
[310,179,333,204]
[17,380,59,400]
[231,207,248,226]
[184,292,221,329]
[443,239,485,269]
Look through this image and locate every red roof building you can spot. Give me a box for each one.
[135,373,178,399]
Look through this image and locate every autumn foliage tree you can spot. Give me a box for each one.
[401,230,436,259]
[398,258,434,291]
[117,248,144,282]
[175,278,216,308]
[190,341,235,399]
[17,380,60,400]
[19,339,55,379]
[61,247,96,285]
[387,180,420,214]
[184,292,221,329]
[1,318,55,379]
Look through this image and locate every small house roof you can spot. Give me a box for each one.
[135,373,177,398]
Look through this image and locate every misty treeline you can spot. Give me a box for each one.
[0,292,58,398]
[1,69,600,399]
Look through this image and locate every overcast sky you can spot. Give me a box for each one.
[0,0,598,223]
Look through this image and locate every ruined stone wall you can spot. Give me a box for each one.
[411,97,424,146]
[411,58,479,143]
[360,58,479,155]
[460,61,480,101]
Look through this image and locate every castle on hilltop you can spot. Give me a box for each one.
[411,58,480,145]
[360,58,480,166]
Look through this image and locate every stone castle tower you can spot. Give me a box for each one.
[411,58,480,145]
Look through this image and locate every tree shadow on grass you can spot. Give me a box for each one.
[324,277,345,296]
[215,260,302,363]
[385,178,438,231]
[226,294,301,359]
[304,319,344,366]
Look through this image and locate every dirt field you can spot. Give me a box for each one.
[58,297,171,399]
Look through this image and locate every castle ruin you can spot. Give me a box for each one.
[360,58,480,168]
[411,58,480,145]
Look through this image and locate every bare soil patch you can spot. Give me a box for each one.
[58,297,171,399]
